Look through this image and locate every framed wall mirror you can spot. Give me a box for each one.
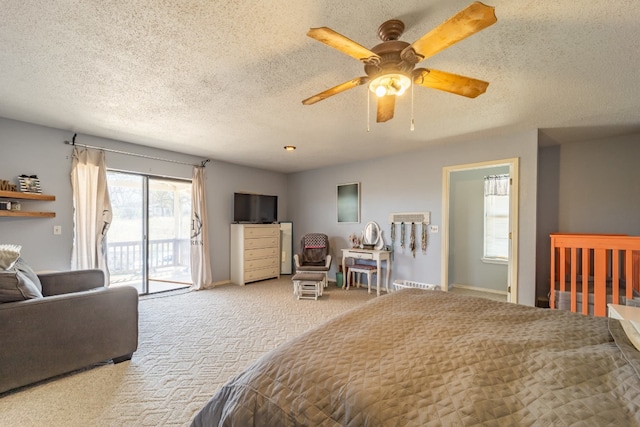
[337,182,360,223]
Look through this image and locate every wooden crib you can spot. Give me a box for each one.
[550,233,640,317]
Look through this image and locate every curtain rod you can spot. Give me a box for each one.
[64,134,210,167]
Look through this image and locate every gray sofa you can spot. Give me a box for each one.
[0,269,139,394]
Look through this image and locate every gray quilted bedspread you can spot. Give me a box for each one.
[192,289,640,426]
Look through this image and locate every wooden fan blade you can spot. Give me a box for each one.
[402,2,496,63]
[376,95,396,123]
[302,76,369,105]
[413,68,489,98]
[307,27,380,64]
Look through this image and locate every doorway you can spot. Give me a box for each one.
[442,158,519,303]
[106,171,192,295]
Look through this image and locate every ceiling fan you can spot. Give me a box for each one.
[302,2,497,123]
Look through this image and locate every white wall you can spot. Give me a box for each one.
[0,117,288,282]
[288,129,539,306]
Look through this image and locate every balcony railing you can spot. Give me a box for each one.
[107,238,190,274]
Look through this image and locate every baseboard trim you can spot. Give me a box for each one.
[451,283,508,296]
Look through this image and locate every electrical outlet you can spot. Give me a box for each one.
[430,225,439,233]
[53,225,62,235]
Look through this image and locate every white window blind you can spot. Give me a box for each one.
[483,174,509,261]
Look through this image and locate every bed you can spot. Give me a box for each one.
[191,289,640,426]
[550,233,640,316]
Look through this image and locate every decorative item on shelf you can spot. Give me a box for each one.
[348,232,361,249]
[18,175,42,193]
[0,179,18,192]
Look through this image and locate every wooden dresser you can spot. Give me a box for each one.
[230,224,280,285]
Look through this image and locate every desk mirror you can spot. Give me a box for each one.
[362,221,381,249]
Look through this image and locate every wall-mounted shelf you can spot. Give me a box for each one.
[0,190,56,218]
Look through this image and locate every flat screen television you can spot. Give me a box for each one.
[233,192,278,224]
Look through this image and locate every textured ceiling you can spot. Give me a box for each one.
[1,1,639,173]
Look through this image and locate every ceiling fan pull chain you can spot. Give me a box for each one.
[367,89,371,132]
[410,80,415,131]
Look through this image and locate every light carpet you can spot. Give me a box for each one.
[0,278,375,427]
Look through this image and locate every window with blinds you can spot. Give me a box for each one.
[483,174,509,262]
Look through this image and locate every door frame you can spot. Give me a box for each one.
[441,157,519,303]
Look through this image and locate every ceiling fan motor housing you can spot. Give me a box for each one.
[364,40,414,80]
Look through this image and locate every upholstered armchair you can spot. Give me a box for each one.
[293,233,332,288]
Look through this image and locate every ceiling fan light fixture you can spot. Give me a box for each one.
[369,73,411,98]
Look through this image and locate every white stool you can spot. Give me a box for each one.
[346,264,378,294]
[292,273,325,300]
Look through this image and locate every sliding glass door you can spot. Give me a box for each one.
[147,177,192,293]
[106,171,192,294]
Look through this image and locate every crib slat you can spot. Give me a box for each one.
[627,250,634,301]
[593,248,607,317]
[570,248,577,313]
[633,251,640,293]
[612,250,620,306]
[582,248,589,315]
[550,240,556,310]
[559,247,566,292]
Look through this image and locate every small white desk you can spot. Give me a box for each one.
[341,248,392,296]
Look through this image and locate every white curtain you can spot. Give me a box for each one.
[484,174,509,196]
[71,147,112,284]
[190,166,212,289]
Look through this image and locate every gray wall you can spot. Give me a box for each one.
[4,116,637,307]
[536,134,640,300]
[0,117,288,283]
[449,166,509,292]
[557,136,640,233]
[288,129,539,306]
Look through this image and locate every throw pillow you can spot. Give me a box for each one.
[0,244,22,270]
[0,257,43,303]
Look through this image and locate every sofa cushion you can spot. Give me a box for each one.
[0,258,43,303]
[0,244,22,270]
